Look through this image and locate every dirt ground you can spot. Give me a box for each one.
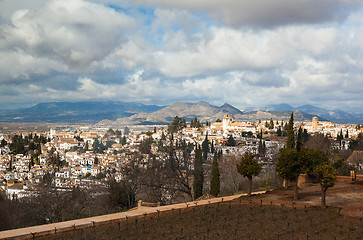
[247,177,363,219]
[38,177,363,240]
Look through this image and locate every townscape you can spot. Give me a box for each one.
[2,1,363,239]
[1,113,362,231]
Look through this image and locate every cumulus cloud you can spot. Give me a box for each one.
[136,0,363,28]
[1,0,363,112]
[0,0,136,83]
[150,25,340,78]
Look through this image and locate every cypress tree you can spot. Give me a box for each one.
[296,126,303,152]
[303,129,309,143]
[210,151,220,197]
[193,146,204,199]
[210,140,215,153]
[276,126,282,136]
[202,133,209,161]
[226,135,236,146]
[258,139,264,157]
[286,112,295,149]
[337,129,343,141]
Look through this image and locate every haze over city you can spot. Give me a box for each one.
[1,0,363,112]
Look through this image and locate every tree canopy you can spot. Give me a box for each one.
[236,152,262,196]
[168,116,187,133]
[210,152,220,197]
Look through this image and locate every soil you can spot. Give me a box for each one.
[40,179,363,240]
[250,179,363,219]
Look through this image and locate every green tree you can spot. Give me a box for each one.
[257,139,266,157]
[257,130,263,139]
[276,127,282,136]
[286,112,295,149]
[225,135,236,146]
[0,139,7,147]
[269,118,274,129]
[106,128,115,136]
[121,136,127,145]
[115,130,122,137]
[124,126,130,135]
[303,129,309,143]
[236,152,262,197]
[337,129,343,141]
[296,126,303,152]
[193,147,204,199]
[168,116,187,133]
[210,152,220,197]
[276,148,302,200]
[202,133,209,161]
[313,163,337,208]
[84,141,89,151]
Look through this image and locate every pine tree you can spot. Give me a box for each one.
[269,118,274,129]
[286,112,295,149]
[345,130,349,139]
[210,140,215,153]
[193,146,204,199]
[210,152,220,197]
[236,152,262,196]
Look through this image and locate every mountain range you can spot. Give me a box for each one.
[0,101,361,125]
[0,101,163,123]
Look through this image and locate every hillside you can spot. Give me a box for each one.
[0,101,163,123]
[253,103,362,123]
[0,101,361,124]
[98,101,244,126]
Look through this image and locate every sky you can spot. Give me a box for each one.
[1,0,363,112]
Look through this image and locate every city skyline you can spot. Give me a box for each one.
[1,0,363,112]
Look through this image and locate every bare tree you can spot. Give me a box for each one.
[219,154,244,195]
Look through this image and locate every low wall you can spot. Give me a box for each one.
[0,192,265,240]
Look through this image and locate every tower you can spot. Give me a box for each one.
[312,117,318,131]
[222,114,232,135]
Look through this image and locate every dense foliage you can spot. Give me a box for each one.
[236,152,262,196]
[210,152,220,197]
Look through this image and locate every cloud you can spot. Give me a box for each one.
[1,0,363,113]
[136,0,363,28]
[149,25,340,78]
[0,0,136,83]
